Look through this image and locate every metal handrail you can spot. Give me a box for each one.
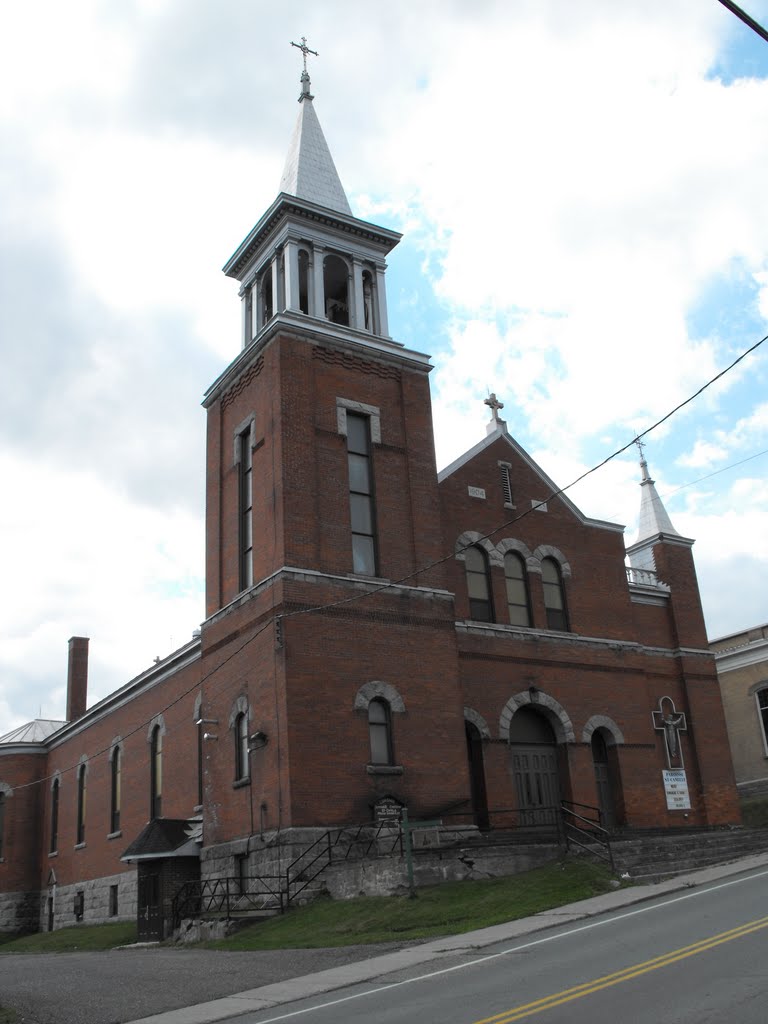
[171,874,284,929]
[560,803,614,871]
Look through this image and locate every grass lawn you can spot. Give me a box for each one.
[0,1009,19,1023]
[207,858,624,951]
[0,921,137,954]
[0,859,624,955]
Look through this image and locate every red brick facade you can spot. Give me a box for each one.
[0,94,741,934]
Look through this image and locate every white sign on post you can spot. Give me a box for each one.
[663,769,691,810]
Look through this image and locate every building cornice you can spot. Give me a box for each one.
[222,193,402,281]
[203,316,431,409]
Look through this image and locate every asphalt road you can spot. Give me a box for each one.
[0,942,414,1024]
[229,864,768,1024]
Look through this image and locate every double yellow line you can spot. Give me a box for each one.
[472,914,768,1023]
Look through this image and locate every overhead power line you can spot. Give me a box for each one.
[717,0,768,44]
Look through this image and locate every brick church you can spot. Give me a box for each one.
[0,61,740,936]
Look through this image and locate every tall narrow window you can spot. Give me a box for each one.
[346,413,378,576]
[197,722,204,807]
[505,552,532,626]
[756,689,768,753]
[542,558,569,631]
[298,248,310,314]
[50,779,59,853]
[239,428,253,590]
[465,546,494,622]
[76,765,86,845]
[368,699,393,765]
[150,726,162,818]
[234,712,250,782]
[110,747,121,833]
[499,463,514,506]
[0,792,5,860]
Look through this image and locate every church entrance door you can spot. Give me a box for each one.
[465,721,490,831]
[137,868,163,942]
[509,707,561,827]
[591,730,620,827]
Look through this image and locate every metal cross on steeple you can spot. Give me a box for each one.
[290,36,318,74]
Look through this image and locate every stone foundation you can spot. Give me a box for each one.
[37,870,137,932]
[0,889,39,935]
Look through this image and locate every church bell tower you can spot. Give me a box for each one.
[199,46,469,837]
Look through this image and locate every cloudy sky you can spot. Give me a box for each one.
[2,0,767,731]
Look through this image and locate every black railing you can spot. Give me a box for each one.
[171,874,284,929]
[560,801,614,871]
[284,818,406,905]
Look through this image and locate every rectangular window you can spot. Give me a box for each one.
[109,885,118,917]
[499,462,514,507]
[74,891,84,922]
[239,428,253,590]
[0,793,4,860]
[346,413,378,576]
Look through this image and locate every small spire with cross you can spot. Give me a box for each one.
[634,436,652,483]
[484,392,508,436]
[290,36,318,101]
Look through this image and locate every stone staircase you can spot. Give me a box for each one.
[610,827,768,880]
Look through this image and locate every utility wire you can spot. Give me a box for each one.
[717,0,768,44]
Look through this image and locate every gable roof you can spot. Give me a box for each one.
[437,427,624,534]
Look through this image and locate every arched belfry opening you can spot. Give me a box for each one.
[323,254,349,325]
[508,706,566,827]
[298,248,310,315]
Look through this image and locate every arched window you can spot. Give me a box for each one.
[197,721,204,807]
[150,726,162,818]
[756,688,768,754]
[465,545,494,622]
[542,557,569,631]
[234,712,250,782]
[504,552,531,626]
[368,699,393,766]
[110,747,122,834]
[50,778,59,853]
[76,765,87,845]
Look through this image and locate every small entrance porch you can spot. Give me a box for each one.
[121,817,202,941]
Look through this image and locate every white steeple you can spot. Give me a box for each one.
[278,42,351,215]
[635,444,680,543]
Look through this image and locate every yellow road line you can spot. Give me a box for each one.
[471,914,768,1024]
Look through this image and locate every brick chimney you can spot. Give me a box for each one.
[66,636,89,722]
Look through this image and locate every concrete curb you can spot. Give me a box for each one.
[124,851,768,1024]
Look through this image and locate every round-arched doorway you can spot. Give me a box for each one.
[508,706,562,827]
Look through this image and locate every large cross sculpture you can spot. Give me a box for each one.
[652,696,687,769]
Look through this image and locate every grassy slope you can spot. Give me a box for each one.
[208,859,621,950]
[0,860,622,955]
